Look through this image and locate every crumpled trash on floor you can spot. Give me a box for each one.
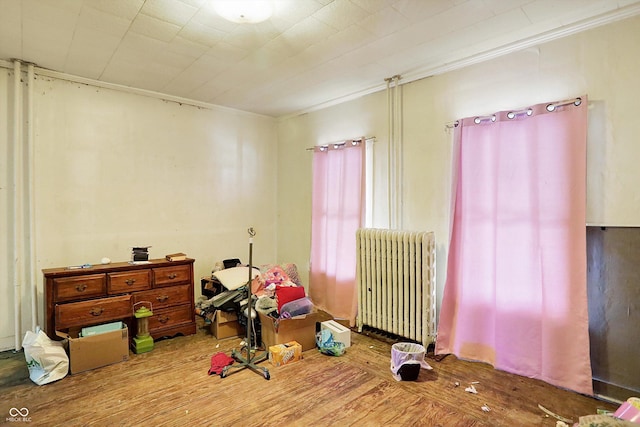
[465,384,478,394]
[613,397,640,423]
[538,404,573,424]
[574,414,638,426]
[557,397,640,427]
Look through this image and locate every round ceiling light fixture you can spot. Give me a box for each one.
[213,0,274,24]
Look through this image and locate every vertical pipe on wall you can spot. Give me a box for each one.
[386,75,402,230]
[390,78,395,229]
[393,77,398,230]
[386,78,393,228]
[27,63,37,332]
[12,59,22,351]
[394,76,403,230]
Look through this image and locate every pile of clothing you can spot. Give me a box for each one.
[195,263,313,326]
[251,264,314,323]
[194,296,218,325]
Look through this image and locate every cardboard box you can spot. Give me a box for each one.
[259,309,332,352]
[81,321,123,337]
[268,341,302,366]
[212,310,244,339]
[321,320,351,348]
[57,325,129,374]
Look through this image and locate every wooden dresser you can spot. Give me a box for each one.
[43,258,196,341]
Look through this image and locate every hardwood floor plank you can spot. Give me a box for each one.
[0,320,616,426]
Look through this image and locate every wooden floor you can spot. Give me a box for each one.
[1,320,616,426]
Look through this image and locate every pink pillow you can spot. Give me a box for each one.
[260,263,302,286]
[262,266,291,287]
[275,285,306,312]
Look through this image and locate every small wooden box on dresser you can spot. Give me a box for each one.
[43,258,196,345]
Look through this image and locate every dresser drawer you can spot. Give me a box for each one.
[108,270,151,294]
[132,284,191,310]
[153,265,191,288]
[148,304,192,331]
[56,295,132,329]
[54,274,106,302]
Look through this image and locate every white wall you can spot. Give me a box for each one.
[0,72,279,351]
[276,15,640,315]
[0,66,12,350]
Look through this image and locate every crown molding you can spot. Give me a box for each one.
[284,3,640,120]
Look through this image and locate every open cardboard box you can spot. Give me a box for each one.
[211,310,244,340]
[320,319,351,348]
[56,324,129,374]
[259,309,332,352]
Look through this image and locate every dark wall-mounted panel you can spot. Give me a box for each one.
[587,227,640,401]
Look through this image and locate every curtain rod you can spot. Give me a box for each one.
[444,97,582,128]
[546,97,582,111]
[306,136,375,151]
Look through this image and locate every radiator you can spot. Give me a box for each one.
[356,228,436,348]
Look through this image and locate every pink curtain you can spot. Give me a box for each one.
[436,98,593,395]
[309,140,364,325]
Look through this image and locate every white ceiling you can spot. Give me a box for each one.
[1,0,639,118]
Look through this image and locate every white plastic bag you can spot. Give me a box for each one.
[22,329,69,385]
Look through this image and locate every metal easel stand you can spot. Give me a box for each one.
[221,227,270,380]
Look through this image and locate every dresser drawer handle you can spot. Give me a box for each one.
[89,307,104,316]
[76,284,87,292]
[167,273,178,280]
[158,315,170,324]
[125,279,136,285]
[156,295,169,303]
